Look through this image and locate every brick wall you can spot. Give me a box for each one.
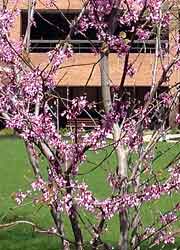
[5,0,180,88]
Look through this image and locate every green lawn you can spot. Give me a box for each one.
[0,137,179,249]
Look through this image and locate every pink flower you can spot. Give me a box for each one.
[127,64,136,77]
[136,28,150,40]
[48,45,73,72]
[155,231,175,245]
[176,114,180,125]
[160,212,177,225]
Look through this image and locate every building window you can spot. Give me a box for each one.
[21,10,99,53]
[21,10,169,54]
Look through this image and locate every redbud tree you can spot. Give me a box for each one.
[0,1,179,250]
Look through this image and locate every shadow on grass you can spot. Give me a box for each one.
[0,227,179,250]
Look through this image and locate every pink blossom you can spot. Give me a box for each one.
[48,45,73,72]
[136,28,150,40]
[176,114,180,124]
[160,212,177,225]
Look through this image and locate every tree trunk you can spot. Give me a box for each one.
[69,206,84,250]
[65,171,84,250]
[118,147,129,250]
[100,52,129,250]
[169,87,179,128]
[51,207,70,250]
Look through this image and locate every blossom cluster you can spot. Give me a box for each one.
[62,96,89,120]
[48,45,73,72]
[77,0,171,56]
[0,8,19,35]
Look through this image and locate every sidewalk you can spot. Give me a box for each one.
[143,134,180,142]
[107,133,180,143]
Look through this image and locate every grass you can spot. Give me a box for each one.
[0,137,179,249]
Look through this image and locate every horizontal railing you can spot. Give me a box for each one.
[30,40,101,53]
[29,39,169,53]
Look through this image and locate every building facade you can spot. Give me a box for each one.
[2,0,180,127]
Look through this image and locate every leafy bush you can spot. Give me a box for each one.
[0,128,14,136]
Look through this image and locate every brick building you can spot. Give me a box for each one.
[2,0,180,127]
